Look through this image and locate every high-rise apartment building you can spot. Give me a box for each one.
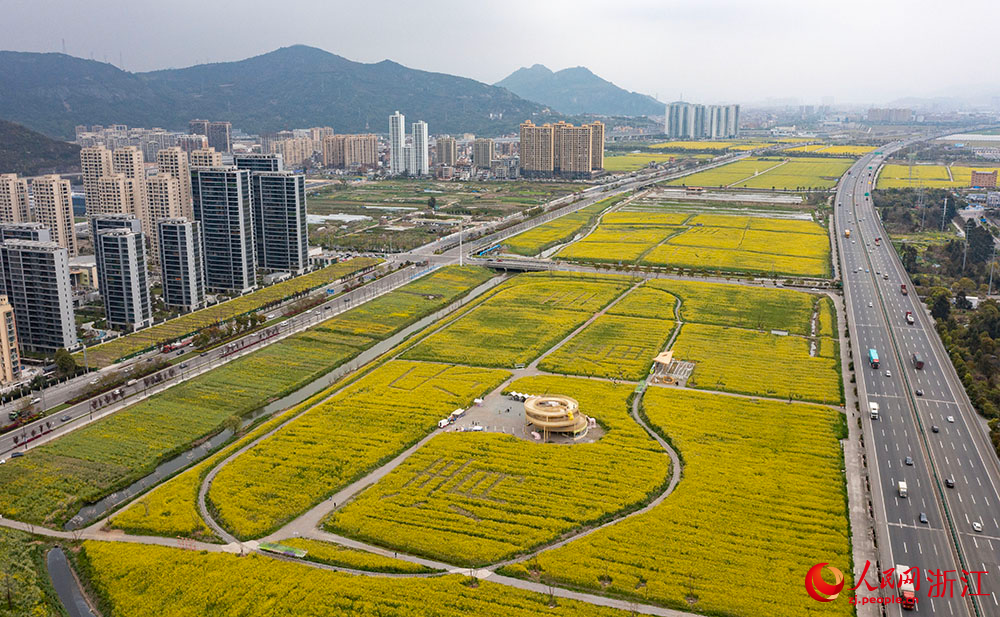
[145,174,184,260]
[158,218,205,312]
[111,146,149,235]
[250,171,308,274]
[473,138,495,169]
[191,167,256,293]
[234,153,284,173]
[0,295,21,384]
[0,222,51,243]
[389,111,406,175]
[520,121,555,175]
[90,214,142,296]
[156,147,193,218]
[268,138,312,168]
[176,134,208,154]
[95,174,135,217]
[410,121,429,176]
[189,119,210,137]
[189,147,224,168]
[80,145,113,214]
[321,135,378,169]
[206,121,232,153]
[96,228,152,330]
[519,120,604,179]
[0,240,77,353]
[666,102,739,139]
[436,136,457,166]
[0,174,30,223]
[31,175,77,256]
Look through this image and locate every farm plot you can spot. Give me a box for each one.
[600,211,690,226]
[0,267,493,527]
[641,243,829,277]
[402,274,630,368]
[499,387,851,617]
[737,157,852,190]
[207,361,510,539]
[77,257,381,367]
[538,314,675,380]
[0,528,62,617]
[503,194,625,256]
[876,164,954,188]
[603,153,679,172]
[326,376,669,566]
[277,538,439,574]
[635,279,816,335]
[672,323,841,403]
[556,209,831,277]
[664,157,786,187]
[78,541,632,617]
[555,225,678,263]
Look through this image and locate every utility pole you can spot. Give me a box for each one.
[941,197,948,232]
[459,220,463,267]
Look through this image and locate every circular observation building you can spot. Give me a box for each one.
[523,395,589,442]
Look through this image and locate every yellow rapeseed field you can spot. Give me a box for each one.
[326,376,669,566]
[499,387,852,617]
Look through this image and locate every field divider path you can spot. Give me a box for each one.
[191,275,512,542]
[539,189,649,258]
[725,158,787,188]
[528,279,643,370]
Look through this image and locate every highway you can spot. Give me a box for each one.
[838,146,1000,615]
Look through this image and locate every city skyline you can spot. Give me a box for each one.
[3,0,1000,106]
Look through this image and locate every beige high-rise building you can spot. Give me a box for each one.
[80,145,113,214]
[436,136,457,166]
[156,147,193,219]
[146,174,184,261]
[269,138,313,168]
[554,122,593,175]
[519,121,555,175]
[520,120,604,178]
[473,138,495,169]
[31,175,77,256]
[0,295,21,385]
[0,174,30,224]
[189,147,223,167]
[587,121,605,171]
[96,174,134,216]
[111,146,150,236]
[321,134,378,168]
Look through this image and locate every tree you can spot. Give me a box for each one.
[427,196,437,210]
[930,287,951,320]
[54,348,76,376]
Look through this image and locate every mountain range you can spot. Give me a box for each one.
[0,119,80,176]
[496,64,663,117]
[0,45,554,139]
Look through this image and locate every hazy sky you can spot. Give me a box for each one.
[4,0,998,105]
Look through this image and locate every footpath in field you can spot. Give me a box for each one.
[0,266,494,529]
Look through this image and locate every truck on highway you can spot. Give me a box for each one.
[912,353,924,370]
[905,311,914,325]
[896,564,917,610]
[844,229,851,238]
[898,481,907,498]
[869,401,880,420]
[868,348,880,369]
[900,284,908,295]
